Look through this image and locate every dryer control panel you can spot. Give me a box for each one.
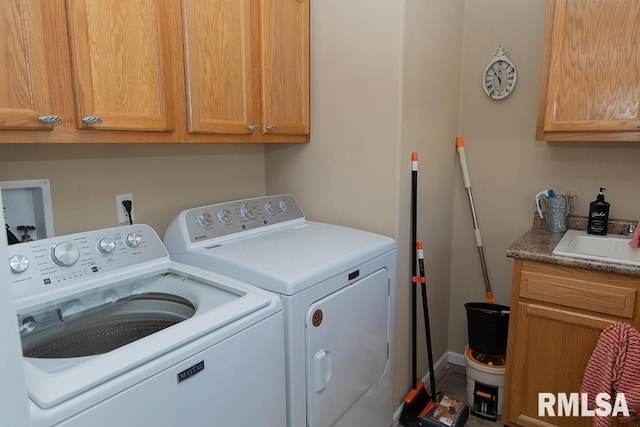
[178,194,305,244]
[7,224,168,301]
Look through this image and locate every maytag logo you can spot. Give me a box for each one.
[177,361,205,383]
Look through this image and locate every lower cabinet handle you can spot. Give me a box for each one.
[248,124,260,132]
[266,125,278,132]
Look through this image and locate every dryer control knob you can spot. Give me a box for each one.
[125,232,142,248]
[51,241,81,267]
[198,212,214,227]
[97,237,116,254]
[278,199,289,212]
[9,254,29,273]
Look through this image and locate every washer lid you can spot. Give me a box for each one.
[195,222,395,295]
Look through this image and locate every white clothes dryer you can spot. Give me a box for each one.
[164,195,397,427]
[7,224,286,427]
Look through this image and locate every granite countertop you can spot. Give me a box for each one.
[506,214,640,277]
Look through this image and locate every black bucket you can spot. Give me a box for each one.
[464,302,510,355]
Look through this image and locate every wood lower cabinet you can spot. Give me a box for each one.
[503,260,640,427]
[536,0,640,142]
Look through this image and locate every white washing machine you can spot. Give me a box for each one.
[7,224,286,427]
[0,192,30,426]
[164,194,397,427]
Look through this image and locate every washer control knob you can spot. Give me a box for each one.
[125,232,142,248]
[217,209,232,223]
[265,201,278,214]
[278,199,289,212]
[51,241,81,267]
[241,202,259,220]
[197,212,214,227]
[9,255,30,273]
[97,237,116,254]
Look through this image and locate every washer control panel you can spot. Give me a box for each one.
[183,194,304,243]
[7,224,168,300]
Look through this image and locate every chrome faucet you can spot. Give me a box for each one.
[627,223,637,239]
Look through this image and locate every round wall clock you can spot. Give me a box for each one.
[483,45,517,100]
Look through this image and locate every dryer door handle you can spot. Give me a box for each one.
[313,349,332,393]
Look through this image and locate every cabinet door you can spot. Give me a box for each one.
[260,0,309,136]
[0,1,58,130]
[537,0,640,141]
[182,0,257,135]
[505,302,616,427]
[66,0,177,132]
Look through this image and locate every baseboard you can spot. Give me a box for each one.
[392,351,465,426]
[447,350,465,367]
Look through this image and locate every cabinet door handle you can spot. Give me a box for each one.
[37,115,62,124]
[81,116,103,125]
[248,124,260,132]
[266,125,277,132]
[636,123,640,129]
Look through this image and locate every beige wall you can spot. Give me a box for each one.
[266,0,464,408]
[400,0,464,403]
[0,144,266,236]
[449,0,549,354]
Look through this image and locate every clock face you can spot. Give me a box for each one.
[483,59,516,99]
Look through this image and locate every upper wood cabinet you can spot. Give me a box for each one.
[0,1,58,130]
[66,0,179,133]
[182,0,257,136]
[260,0,310,137]
[536,0,640,142]
[0,0,181,142]
[182,0,309,143]
[0,0,309,143]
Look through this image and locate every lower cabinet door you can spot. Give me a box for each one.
[505,301,618,427]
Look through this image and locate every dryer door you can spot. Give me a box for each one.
[305,268,389,427]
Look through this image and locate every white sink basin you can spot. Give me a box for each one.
[553,229,640,266]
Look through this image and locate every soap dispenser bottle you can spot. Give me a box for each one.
[587,187,610,235]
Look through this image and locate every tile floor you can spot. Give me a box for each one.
[434,363,503,427]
